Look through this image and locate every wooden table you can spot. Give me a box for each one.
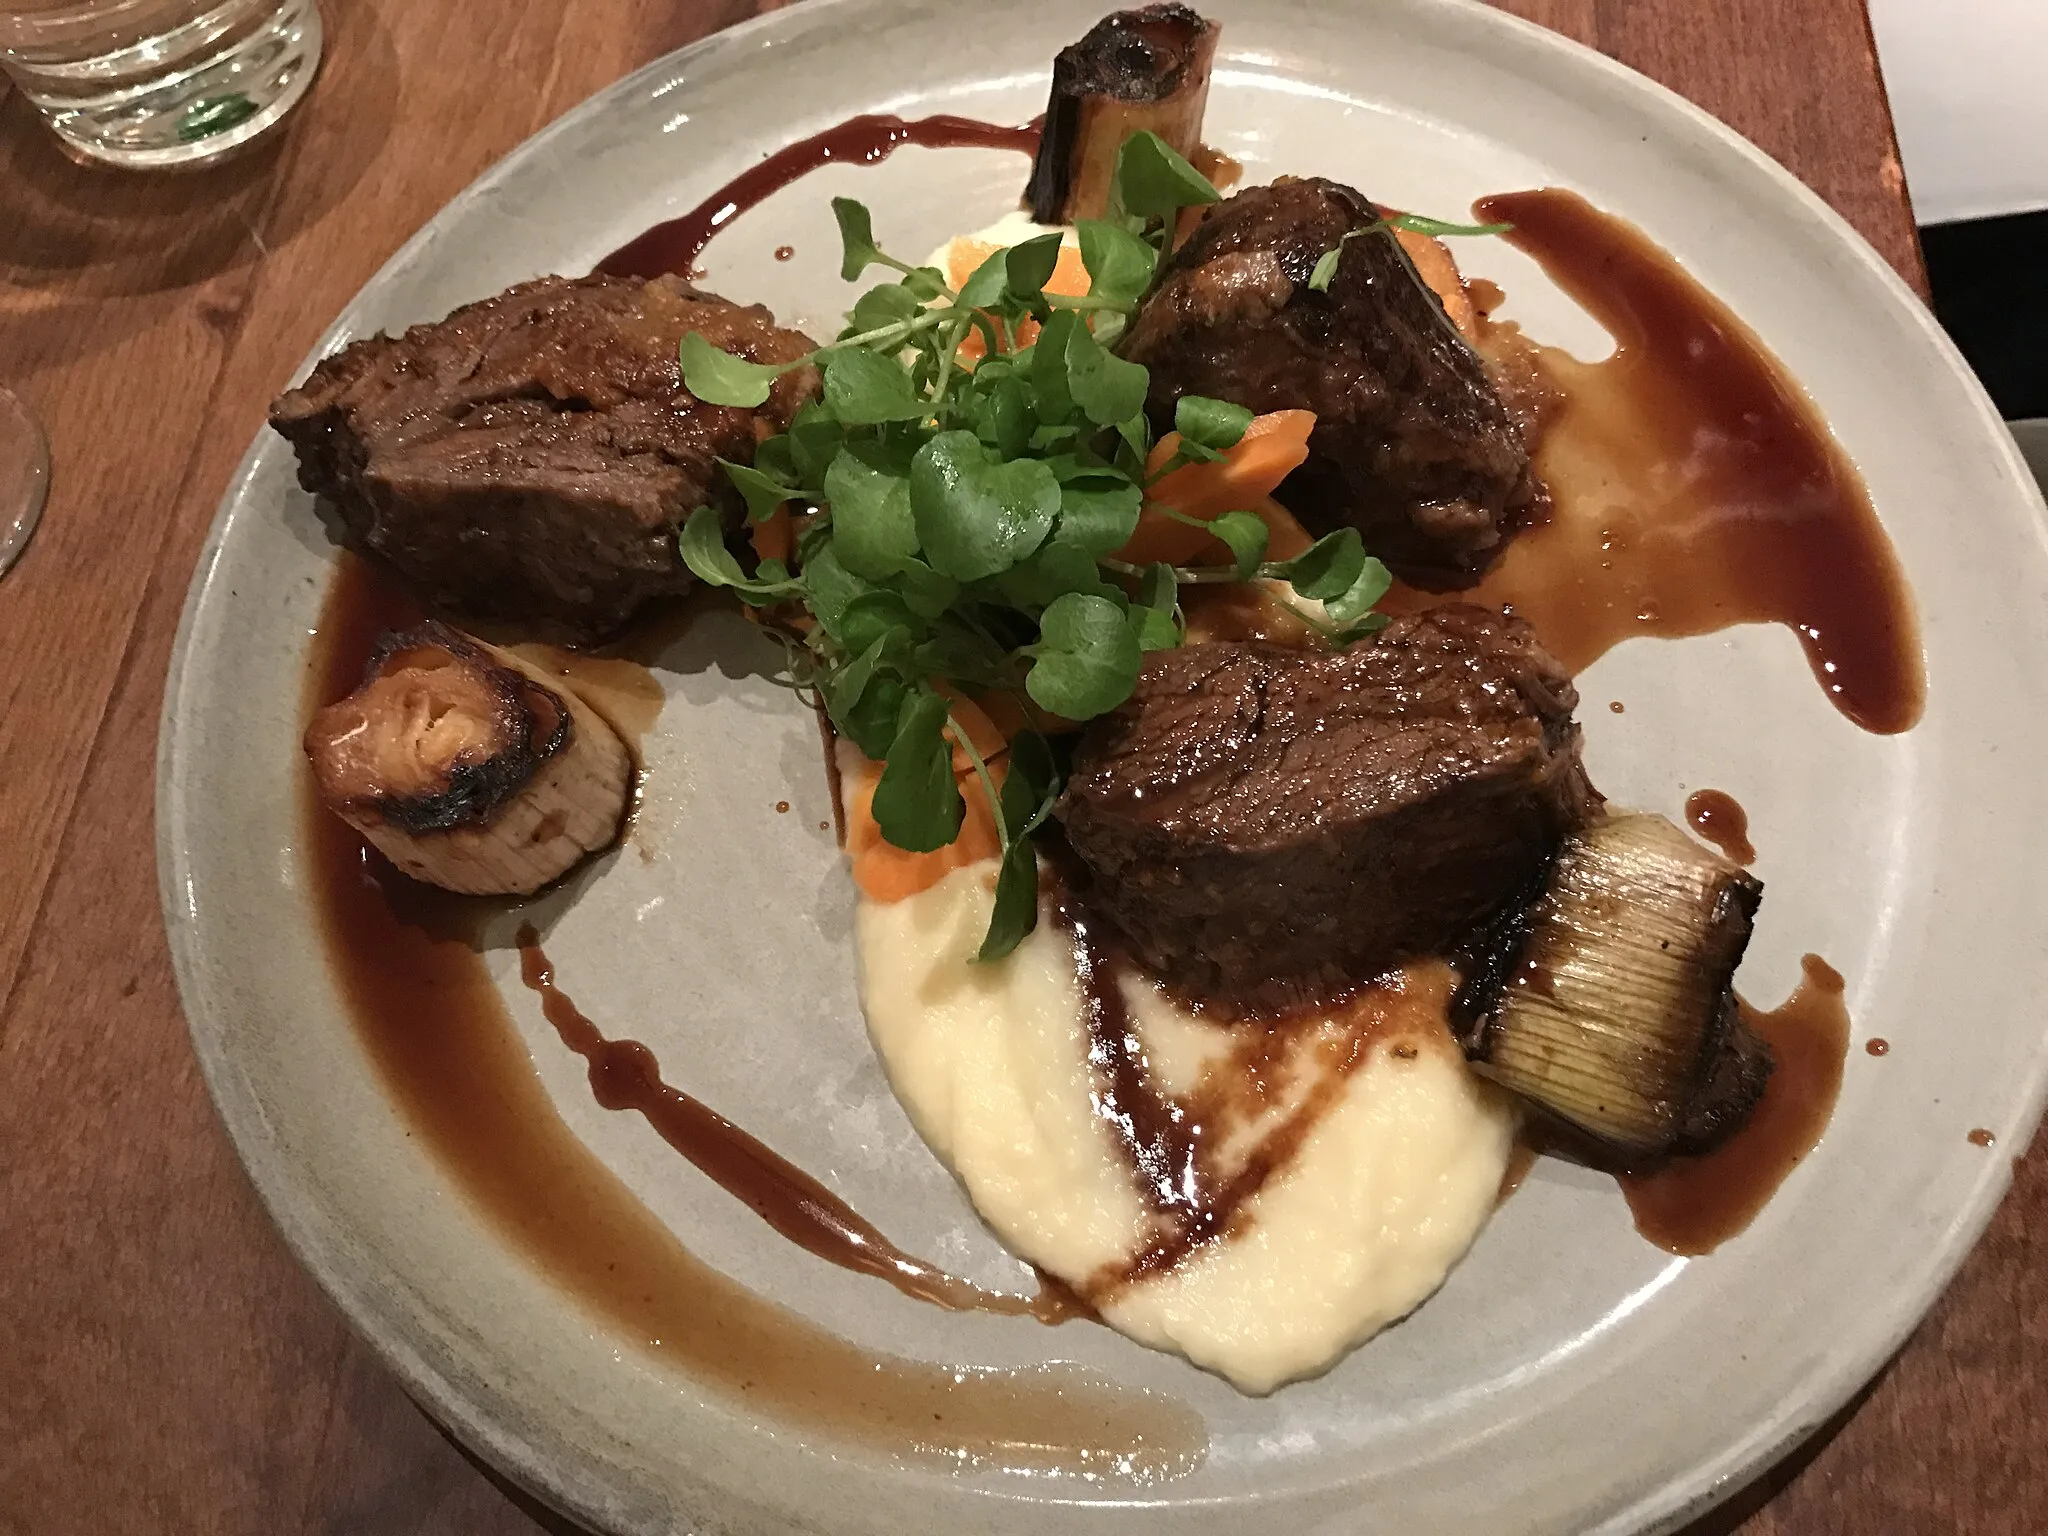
[1,2,2037,1531]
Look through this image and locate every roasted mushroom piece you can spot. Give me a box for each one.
[1025,4,1220,224]
[1454,812,1773,1161]
[305,621,632,895]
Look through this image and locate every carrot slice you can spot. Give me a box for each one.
[946,237,1093,362]
[750,504,794,564]
[1118,409,1317,567]
[845,758,1007,903]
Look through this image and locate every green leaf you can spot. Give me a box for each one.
[677,507,799,603]
[1005,232,1065,298]
[801,542,871,637]
[680,332,793,408]
[1027,592,1143,720]
[973,373,1034,460]
[1207,510,1270,579]
[1107,129,1221,225]
[1272,527,1366,601]
[832,197,885,281]
[822,451,918,579]
[910,617,1012,685]
[994,537,1118,610]
[787,404,847,493]
[1173,396,1253,453]
[1077,219,1158,308]
[678,505,748,587]
[829,654,908,759]
[1132,561,1183,651]
[888,558,961,618]
[978,840,1039,962]
[1306,239,1351,294]
[1054,478,1143,556]
[1389,212,1514,239]
[846,281,922,335]
[901,265,949,300]
[910,431,1060,582]
[1325,555,1394,624]
[1028,308,1081,422]
[975,730,1062,962]
[717,458,797,524]
[872,689,964,853]
[958,247,1011,309]
[834,590,919,659]
[1061,319,1150,427]
[823,348,928,425]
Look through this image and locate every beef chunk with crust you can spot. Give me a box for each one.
[1123,177,1541,589]
[270,274,817,641]
[1056,606,1599,1011]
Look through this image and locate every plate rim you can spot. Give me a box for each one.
[156,2,2048,1533]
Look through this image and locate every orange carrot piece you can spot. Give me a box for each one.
[946,237,1093,362]
[1118,409,1317,567]
[750,505,793,564]
[845,759,1007,904]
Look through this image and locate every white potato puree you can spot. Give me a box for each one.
[857,860,1516,1393]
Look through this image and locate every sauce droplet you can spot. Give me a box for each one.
[773,244,795,262]
[1608,700,1625,714]
[1865,1037,1890,1057]
[1968,1128,1997,1148]
[775,799,790,814]
[1684,788,1756,866]
[1619,955,1850,1254]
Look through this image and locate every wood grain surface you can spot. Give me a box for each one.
[0,1,2035,1532]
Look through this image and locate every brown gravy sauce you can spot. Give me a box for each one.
[597,114,1043,279]
[1684,788,1755,866]
[304,556,1202,1479]
[1865,1037,1890,1057]
[513,924,1081,1325]
[1060,900,1448,1295]
[1405,188,1925,737]
[1619,955,1851,1255]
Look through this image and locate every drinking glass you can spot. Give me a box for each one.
[0,0,321,169]
[0,384,48,577]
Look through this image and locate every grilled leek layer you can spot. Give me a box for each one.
[304,621,631,895]
[1455,812,1770,1161]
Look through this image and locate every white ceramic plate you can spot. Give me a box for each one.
[159,1,2048,1531]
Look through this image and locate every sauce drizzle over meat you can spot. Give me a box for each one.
[1433,189,1925,737]
[304,557,1201,1479]
[1619,954,1851,1254]
[1684,788,1755,866]
[597,114,1043,279]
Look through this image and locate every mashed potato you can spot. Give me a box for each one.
[857,861,1515,1393]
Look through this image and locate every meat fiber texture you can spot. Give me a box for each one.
[271,274,818,641]
[1124,178,1541,589]
[1057,606,1600,1012]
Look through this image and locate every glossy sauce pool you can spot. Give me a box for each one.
[1411,188,1926,737]
[302,556,1202,1480]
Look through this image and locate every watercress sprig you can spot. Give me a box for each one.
[674,130,1393,959]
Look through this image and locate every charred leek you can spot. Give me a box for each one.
[1454,812,1771,1161]
[304,621,632,895]
[1026,4,1220,224]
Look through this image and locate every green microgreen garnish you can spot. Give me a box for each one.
[1307,212,1513,293]
[675,131,1396,958]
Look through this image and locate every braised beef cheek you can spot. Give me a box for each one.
[1056,606,1599,1011]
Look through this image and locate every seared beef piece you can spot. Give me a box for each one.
[1056,606,1599,1010]
[270,274,817,642]
[1122,178,1540,589]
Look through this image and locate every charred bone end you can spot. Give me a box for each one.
[1453,812,1770,1164]
[1026,5,1221,224]
[304,621,632,895]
